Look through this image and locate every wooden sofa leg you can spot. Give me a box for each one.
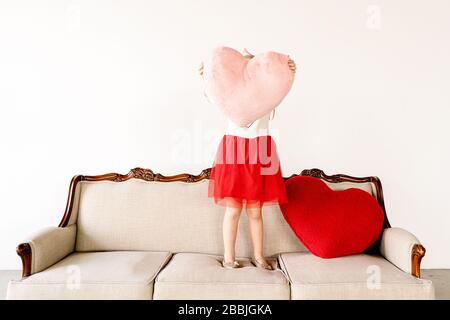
[16,243,32,278]
[411,244,426,278]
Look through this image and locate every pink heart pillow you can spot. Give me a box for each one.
[203,47,295,127]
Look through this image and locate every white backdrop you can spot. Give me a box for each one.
[1,0,449,269]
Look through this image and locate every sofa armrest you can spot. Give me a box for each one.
[379,227,425,278]
[17,225,76,278]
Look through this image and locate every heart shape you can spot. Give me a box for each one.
[280,176,384,258]
[203,47,295,127]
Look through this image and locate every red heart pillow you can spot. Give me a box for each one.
[280,176,384,258]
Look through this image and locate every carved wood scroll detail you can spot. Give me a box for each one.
[411,244,426,278]
[16,243,32,278]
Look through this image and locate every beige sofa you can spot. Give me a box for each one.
[7,168,434,300]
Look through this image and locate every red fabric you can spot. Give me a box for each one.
[208,135,288,208]
[280,176,384,258]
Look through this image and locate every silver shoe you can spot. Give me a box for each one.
[251,257,273,270]
[222,260,240,269]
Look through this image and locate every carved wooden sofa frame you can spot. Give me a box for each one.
[16,167,426,279]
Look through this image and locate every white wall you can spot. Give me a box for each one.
[0,0,449,269]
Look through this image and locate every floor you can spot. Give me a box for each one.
[1,271,20,300]
[422,269,450,299]
[1,269,449,299]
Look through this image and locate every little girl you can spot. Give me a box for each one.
[200,50,296,270]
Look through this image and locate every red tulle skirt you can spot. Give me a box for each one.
[208,134,288,208]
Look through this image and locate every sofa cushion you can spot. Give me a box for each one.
[7,251,171,300]
[153,253,290,300]
[279,252,435,300]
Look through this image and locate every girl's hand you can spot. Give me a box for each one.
[288,58,297,73]
[198,62,204,76]
[243,48,254,60]
[200,49,253,76]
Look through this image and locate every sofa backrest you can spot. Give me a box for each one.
[71,169,381,257]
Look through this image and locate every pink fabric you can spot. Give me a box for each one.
[203,47,295,127]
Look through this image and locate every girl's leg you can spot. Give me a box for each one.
[223,202,242,263]
[246,205,270,265]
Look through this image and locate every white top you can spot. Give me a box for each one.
[225,112,271,138]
